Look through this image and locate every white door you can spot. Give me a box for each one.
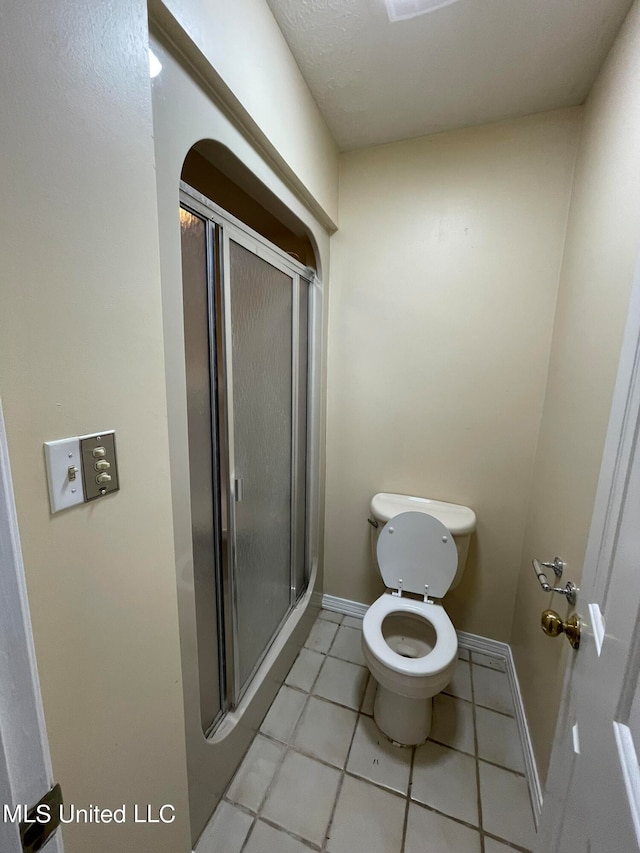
[537,267,640,852]
[0,400,64,853]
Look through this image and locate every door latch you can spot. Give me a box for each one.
[19,783,63,853]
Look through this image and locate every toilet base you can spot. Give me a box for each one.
[373,684,433,746]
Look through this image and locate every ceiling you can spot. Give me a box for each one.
[266,0,633,151]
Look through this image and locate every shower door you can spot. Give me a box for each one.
[180,184,310,718]
[227,239,294,690]
[180,206,225,733]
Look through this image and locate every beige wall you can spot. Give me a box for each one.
[0,1,191,851]
[324,110,581,641]
[155,0,339,225]
[0,0,338,850]
[512,0,640,782]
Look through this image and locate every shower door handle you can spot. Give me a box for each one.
[234,478,244,502]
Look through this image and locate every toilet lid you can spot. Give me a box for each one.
[376,511,458,598]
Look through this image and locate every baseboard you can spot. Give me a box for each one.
[456,630,509,657]
[321,593,367,619]
[320,593,543,823]
[504,645,544,824]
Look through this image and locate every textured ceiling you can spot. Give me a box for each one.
[266,0,633,151]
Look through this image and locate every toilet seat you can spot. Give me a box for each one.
[376,511,458,598]
[362,594,457,677]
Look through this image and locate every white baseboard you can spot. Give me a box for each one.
[504,645,544,824]
[456,629,509,656]
[321,593,367,619]
[320,593,543,823]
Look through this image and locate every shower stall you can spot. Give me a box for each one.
[179,182,313,734]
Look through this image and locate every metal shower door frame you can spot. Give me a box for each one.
[180,181,312,709]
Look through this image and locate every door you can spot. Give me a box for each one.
[179,207,226,734]
[537,268,640,852]
[226,239,294,691]
[0,400,64,853]
[179,183,311,710]
[222,225,309,700]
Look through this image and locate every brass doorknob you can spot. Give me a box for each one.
[541,610,581,650]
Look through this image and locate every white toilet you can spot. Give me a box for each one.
[362,493,476,746]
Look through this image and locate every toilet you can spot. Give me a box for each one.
[362,493,476,746]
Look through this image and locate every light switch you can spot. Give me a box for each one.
[44,429,119,513]
[80,431,119,500]
[44,437,85,513]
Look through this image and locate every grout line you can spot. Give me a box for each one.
[221,799,255,818]
[236,735,290,853]
[470,649,507,664]
[482,834,533,853]
[474,702,516,718]
[442,687,516,719]
[472,660,508,674]
[407,799,485,836]
[341,768,411,803]
[323,619,341,657]
[400,744,416,853]
[285,651,327,693]
[258,814,321,850]
[327,648,368,667]
[320,763,346,853]
[236,814,259,853]
[237,642,330,853]
[424,734,524,777]
[319,672,369,852]
[477,756,526,778]
[210,722,268,853]
[317,611,344,626]
[306,645,328,694]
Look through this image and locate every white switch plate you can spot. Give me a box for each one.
[44,436,84,513]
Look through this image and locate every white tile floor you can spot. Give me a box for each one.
[196,610,537,853]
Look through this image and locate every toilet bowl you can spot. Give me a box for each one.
[363,593,458,745]
[362,495,476,746]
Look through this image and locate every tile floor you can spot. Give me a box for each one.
[196,610,537,853]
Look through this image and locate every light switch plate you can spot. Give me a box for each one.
[80,431,119,500]
[44,437,84,513]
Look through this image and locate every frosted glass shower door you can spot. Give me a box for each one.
[179,206,225,733]
[227,240,293,693]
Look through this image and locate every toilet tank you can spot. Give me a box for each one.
[369,493,476,591]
